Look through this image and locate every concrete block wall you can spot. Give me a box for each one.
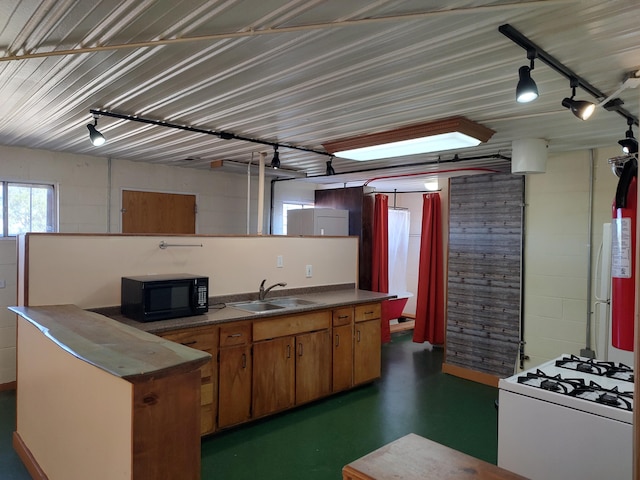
[523,147,620,369]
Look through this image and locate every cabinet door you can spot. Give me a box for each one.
[354,319,381,385]
[252,337,295,418]
[332,323,353,392]
[218,345,252,429]
[159,326,218,435]
[296,330,332,405]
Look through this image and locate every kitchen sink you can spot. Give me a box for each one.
[229,301,285,313]
[267,297,318,308]
[228,297,319,313]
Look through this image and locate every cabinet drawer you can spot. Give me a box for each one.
[332,307,354,327]
[160,326,216,350]
[201,382,214,406]
[355,303,381,322]
[253,310,331,341]
[219,322,252,347]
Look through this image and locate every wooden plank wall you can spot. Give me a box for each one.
[445,174,524,378]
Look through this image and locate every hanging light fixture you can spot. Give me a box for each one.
[269,146,280,169]
[322,116,495,161]
[87,114,106,146]
[516,49,539,103]
[561,78,595,120]
[618,117,639,154]
[325,157,336,175]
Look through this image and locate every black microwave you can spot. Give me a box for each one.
[121,274,209,322]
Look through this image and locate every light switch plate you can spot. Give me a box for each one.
[277,255,284,268]
[305,265,313,278]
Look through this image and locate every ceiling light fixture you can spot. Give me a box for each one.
[322,116,495,161]
[618,117,638,154]
[270,146,280,169]
[326,157,336,175]
[516,49,538,103]
[561,78,595,121]
[87,114,106,146]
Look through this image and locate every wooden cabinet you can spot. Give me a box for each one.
[253,311,331,417]
[159,325,218,435]
[295,330,332,404]
[354,303,381,385]
[218,322,252,429]
[332,307,354,392]
[252,336,295,418]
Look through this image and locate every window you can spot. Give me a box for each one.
[282,202,313,235]
[1,182,55,236]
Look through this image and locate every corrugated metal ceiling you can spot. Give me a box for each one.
[0,0,638,190]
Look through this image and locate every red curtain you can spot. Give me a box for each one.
[413,193,445,345]
[371,194,390,342]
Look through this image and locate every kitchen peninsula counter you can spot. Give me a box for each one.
[11,304,210,480]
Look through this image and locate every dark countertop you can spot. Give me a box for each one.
[102,286,396,334]
[10,304,211,383]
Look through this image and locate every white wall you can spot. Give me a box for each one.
[523,147,619,368]
[271,180,316,235]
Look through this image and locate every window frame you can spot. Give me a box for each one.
[1,181,57,237]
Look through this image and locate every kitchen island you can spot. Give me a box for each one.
[11,287,393,479]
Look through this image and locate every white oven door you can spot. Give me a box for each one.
[498,390,632,480]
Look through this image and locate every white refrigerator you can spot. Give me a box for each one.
[596,223,634,365]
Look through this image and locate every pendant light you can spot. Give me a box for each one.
[561,78,595,120]
[516,50,538,103]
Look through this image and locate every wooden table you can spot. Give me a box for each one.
[342,433,527,480]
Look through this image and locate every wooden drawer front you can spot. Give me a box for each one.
[201,382,214,406]
[219,322,251,347]
[160,326,216,350]
[332,307,354,327]
[355,303,381,322]
[253,310,331,341]
[200,404,214,435]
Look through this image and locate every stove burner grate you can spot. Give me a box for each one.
[570,381,633,411]
[555,354,634,383]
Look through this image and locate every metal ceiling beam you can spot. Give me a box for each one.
[499,24,639,127]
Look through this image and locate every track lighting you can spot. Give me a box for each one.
[516,50,538,103]
[86,115,106,146]
[561,78,595,120]
[618,117,638,154]
[326,157,336,175]
[270,146,280,169]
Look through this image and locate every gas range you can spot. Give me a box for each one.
[499,354,633,424]
[498,354,634,479]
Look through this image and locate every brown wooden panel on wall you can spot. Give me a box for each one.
[122,190,196,234]
[445,174,523,378]
[315,187,373,290]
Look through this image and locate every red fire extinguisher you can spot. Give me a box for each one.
[611,158,637,352]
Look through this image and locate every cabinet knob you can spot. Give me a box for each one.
[335,334,340,347]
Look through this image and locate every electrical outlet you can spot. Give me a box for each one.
[305,265,313,278]
[0,280,5,289]
[277,255,284,268]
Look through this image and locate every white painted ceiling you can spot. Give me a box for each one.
[1,0,639,191]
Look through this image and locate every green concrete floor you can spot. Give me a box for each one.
[0,331,498,479]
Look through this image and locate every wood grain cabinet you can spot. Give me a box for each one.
[159,325,218,435]
[332,307,354,392]
[217,322,252,429]
[354,303,382,385]
[253,311,332,418]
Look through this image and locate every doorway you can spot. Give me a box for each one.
[121,190,196,234]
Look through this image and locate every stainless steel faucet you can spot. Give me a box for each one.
[259,279,287,301]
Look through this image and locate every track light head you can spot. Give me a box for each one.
[516,66,538,103]
[516,51,538,103]
[326,158,336,175]
[561,82,595,120]
[86,116,106,146]
[618,118,638,154]
[270,146,280,169]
